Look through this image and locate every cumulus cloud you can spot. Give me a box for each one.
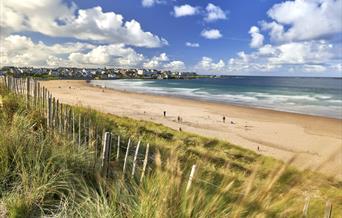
[262,0,342,42]
[249,26,264,48]
[195,57,225,72]
[226,40,337,73]
[142,0,164,8]
[2,0,167,48]
[0,34,147,68]
[193,38,340,74]
[204,3,228,22]
[221,0,342,75]
[68,44,145,67]
[303,64,327,73]
[185,42,200,47]
[267,41,334,65]
[0,35,94,67]
[201,29,222,39]
[173,4,199,17]
[163,61,186,71]
[1,34,190,70]
[143,53,169,69]
[143,54,186,71]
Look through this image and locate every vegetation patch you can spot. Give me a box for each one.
[0,81,341,217]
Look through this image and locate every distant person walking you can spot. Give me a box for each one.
[163,111,166,117]
[223,116,226,123]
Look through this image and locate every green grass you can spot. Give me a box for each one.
[0,84,341,217]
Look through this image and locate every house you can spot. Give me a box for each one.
[49,69,59,76]
[137,69,145,76]
[108,73,117,79]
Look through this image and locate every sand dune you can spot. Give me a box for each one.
[41,80,342,179]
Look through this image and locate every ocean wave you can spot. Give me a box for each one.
[90,80,342,119]
[251,93,318,101]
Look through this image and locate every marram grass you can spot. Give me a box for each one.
[0,86,341,217]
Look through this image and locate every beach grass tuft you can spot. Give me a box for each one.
[0,83,341,217]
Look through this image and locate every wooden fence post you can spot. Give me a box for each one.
[47,97,52,128]
[324,200,332,218]
[131,140,141,178]
[68,108,72,139]
[78,114,81,146]
[140,143,150,183]
[83,117,87,145]
[33,80,37,107]
[303,196,310,217]
[116,136,120,160]
[88,119,92,148]
[123,138,131,174]
[52,97,56,130]
[26,77,30,108]
[186,165,197,192]
[72,110,75,142]
[101,132,112,177]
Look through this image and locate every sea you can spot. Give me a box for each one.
[90,77,342,119]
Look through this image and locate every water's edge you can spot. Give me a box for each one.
[90,78,342,119]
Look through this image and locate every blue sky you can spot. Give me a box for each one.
[1,0,342,76]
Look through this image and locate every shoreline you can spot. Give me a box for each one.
[90,82,342,121]
[90,78,342,120]
[42,80,342,179]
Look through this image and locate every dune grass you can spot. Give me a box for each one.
[0,83,341,217]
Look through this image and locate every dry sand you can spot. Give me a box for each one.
[42,80,342,179]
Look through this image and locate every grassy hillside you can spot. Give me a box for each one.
[0,83,341,217]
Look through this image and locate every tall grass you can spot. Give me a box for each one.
[0,84,341,217]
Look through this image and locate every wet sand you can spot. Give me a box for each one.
[41,80,342,179]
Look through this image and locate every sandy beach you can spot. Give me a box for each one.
[41,80,342,178]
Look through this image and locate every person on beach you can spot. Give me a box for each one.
[163,111,166,117]
[177,116,181,122]
[223,116,226,123]
[257,146,260,151]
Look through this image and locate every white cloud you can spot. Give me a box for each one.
[195,57,225,72]
[0,34,190,70]
[2,0,167,48]
[68,44,145,67]
[204,3,227,22]
[303,64,327,73]
[225,40,337,74]
[330,63,342,72]
[263,0,342,42]
[0,34,147,68]
[143,53,169,69]
[185,42,200,47]
[201,29,222,39]
[143,54,187,71]
[0,35,95,67]
[258,44,277,56]
[249,26,264,48]
[267,41,334,65]
[220,0,342,75]
[142,0,164,8]
[173,4,199,17]
[163,61,186,71]
[192,38,339,74]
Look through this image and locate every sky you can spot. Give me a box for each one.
[1,0,342,76]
